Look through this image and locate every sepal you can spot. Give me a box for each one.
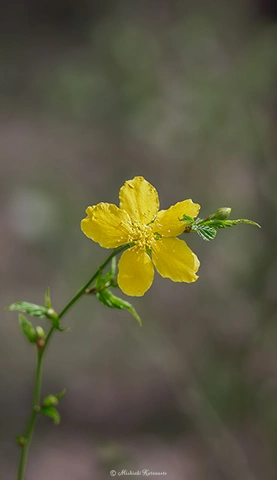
[97,289,142,326]
[18,314,37,343]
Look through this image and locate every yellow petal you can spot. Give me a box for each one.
[154,199,200,237]
[118,247,154,296]
[152,237,200,283]
[119,176,159,225]
[81,203,132,248]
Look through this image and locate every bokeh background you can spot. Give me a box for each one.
[1,1,277,479]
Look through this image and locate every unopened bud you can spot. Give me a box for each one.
[46,308,59,321]
[16,435,27,447]
[43,395,59,407]
[36,326,45,338]
[214,207,231,220]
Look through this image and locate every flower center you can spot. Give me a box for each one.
[129,221,156,249]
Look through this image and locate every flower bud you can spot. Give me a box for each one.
[16,435,27,447]
[36,326,45,338]
[46,308,59,321]
[43,395,59,407]
[214,207,231,220]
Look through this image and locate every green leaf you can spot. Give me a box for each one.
[6,302,47,318]
[180,214,194,224]
[54,388,66,401]
[97,289,142,326]
[197,225,217,241]
[18,314,37,343]
[190,213,261,242]
[45,287,52,309]
[222,219,261,228]
[40,406,60,425]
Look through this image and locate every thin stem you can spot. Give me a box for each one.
[58,244,128,319]
[16,244,129,480]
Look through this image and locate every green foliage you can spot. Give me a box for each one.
[42,389,66,408]
[18,314,37,344]
[46,309,69,332]
[196,225,217,241]
[6,292,69,333]
[43,395,58,407]
[54,388,66,401]
[41,389,66,423]
[6,302,48,318]
[92,265,142,326]
[44,287,52,309]
[181,208,260,241]
[97,289,142,326]
[40,406,60,425]
[35,326,45,339]
[16,435,27,447]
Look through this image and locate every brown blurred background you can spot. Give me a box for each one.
[1,1,277,479]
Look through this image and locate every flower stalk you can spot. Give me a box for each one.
[15,244,130,480]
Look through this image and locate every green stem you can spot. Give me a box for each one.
[16,245,129,480]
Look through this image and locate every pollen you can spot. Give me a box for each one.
[129,221,155,249]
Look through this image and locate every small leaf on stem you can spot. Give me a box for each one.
[40,406,61,425]
[45,287,52,309]
[18,314,37,343]
[6,302,48,318]
[97,289,142,326]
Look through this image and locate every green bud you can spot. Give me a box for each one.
[214,207,231,220]
[43,395,59,407]
[36,326,45,338]
[16,435,27,447]
[46,308,58,321]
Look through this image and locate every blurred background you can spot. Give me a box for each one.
[1,0,277,479]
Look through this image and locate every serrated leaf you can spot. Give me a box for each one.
[40,406,60,425]
[6,302,47,318]
[45,287,52,309]
[223,219,261,228]
[200,218,261,230]
[197,225,217,241]
[97,289,142,326]
[18,314,37,343]
[180,214,194,224]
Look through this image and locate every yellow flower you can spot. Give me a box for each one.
[81,176,200,296]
